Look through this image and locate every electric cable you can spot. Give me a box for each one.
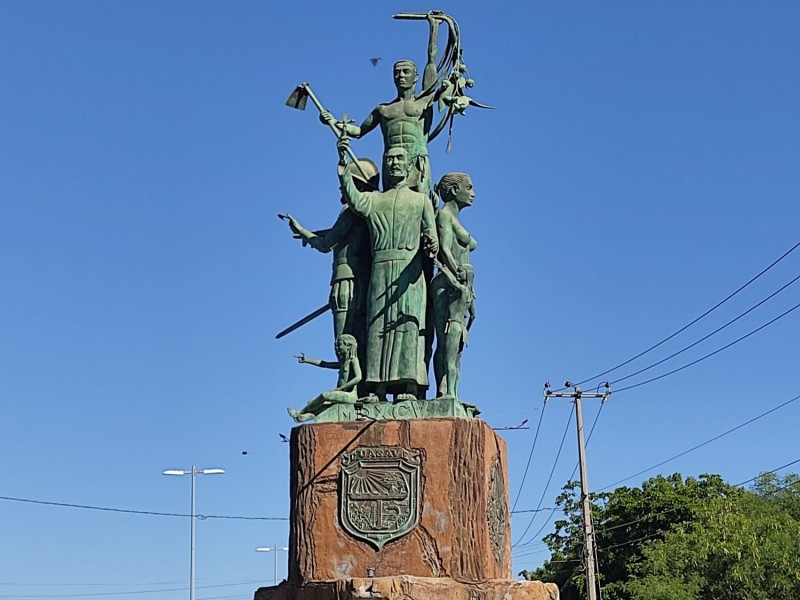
[734,457,800,487]
[572,240,800,388]
[512,400,605,556]
[525,456,800,573]
[613,299,800,393]
[590,455,800,541]
[597,392,800,490]
[511,399,548,513]
[0,495,288,520]
[0,580,261,598]
[516,410,800,558]
[512,404,575,548]
[611,272,800,386]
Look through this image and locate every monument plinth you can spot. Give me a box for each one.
[255,418,559,600]
[289,418,509,583]
[255,575,559,600]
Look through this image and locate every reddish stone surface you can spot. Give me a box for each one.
[255,576,559,600]
[287,418,512,584]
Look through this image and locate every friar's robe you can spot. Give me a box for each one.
[342,176,437,390]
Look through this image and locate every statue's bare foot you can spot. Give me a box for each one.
[395,393,416,402]
[287,407,315,422]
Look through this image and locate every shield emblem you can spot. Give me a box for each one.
[339,446,422,550]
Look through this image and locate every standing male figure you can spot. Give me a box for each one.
[320,14,441,196]
[282,159,378,389]
[337,138,438,402]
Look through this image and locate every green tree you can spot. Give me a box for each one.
[625,474,800,600]
[519,474,746,599]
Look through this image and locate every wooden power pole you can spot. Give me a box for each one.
[544,382,610,600]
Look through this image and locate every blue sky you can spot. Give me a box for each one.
[2,1,799,597]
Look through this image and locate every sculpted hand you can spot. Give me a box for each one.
[285,214,301,234]
[319,110,335,125]
[295,353,307,364]
[424,233,439,258]
[337,137,351,163]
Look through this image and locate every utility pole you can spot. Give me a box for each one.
[544,381,610,600]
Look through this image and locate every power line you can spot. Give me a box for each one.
[515,394,800,561]
[590,456,800,542]
[597,392,800,490]
[523,461,800,578]
[734,457,800,487]
[512,507,556,514]
[613,299,800,393]
[512,404,575,548]
[511,399,548,513]
[573,240,800,388]
[512,400,606,556]
[610,272,800,386]
[0,495,288,521]
[593,463,800,556]
[529,457,800,569]
[0,580,262,598]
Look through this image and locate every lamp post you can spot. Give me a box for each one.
[256,545,289,585]
[163,466,225,600]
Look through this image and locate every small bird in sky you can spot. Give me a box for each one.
[370,57,382,66]
[279,433,289,443]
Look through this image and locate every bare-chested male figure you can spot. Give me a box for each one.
[320,14,441,196]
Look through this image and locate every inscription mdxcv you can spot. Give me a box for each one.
[339,446,422,550]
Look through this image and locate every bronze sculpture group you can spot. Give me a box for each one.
[281,12,487,421]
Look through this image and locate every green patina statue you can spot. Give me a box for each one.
[433,259,475,402]
[281,11,489,422]
[337,137,438,402]
[282,159,379,392]
[288,334,362,422]
[431,173,478,399]
[319,14,441,196]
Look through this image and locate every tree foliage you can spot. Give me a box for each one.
[520,473,800,600]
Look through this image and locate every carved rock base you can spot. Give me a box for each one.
[255,576,559,600]
[289,418,511,583]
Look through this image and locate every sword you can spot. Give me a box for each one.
[275,303,331,339]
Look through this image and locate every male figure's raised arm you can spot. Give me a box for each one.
[337,140,373,218]
[422,13,440,91]
[284,214,333,253]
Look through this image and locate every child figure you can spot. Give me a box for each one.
[433,259,476,401]
[287,334,362,422]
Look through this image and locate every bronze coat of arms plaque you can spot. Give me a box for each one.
[339,446,422,550]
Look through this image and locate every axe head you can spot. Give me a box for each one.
[285,85,309,110]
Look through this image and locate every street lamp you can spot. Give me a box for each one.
[163,466,225,600]
[256,545,289,585]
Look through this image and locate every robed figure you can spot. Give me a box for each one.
[338,139,438,401]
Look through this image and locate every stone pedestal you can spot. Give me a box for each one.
[288,418,511,583]
[253,417,558,599]
[255,575,560,600]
